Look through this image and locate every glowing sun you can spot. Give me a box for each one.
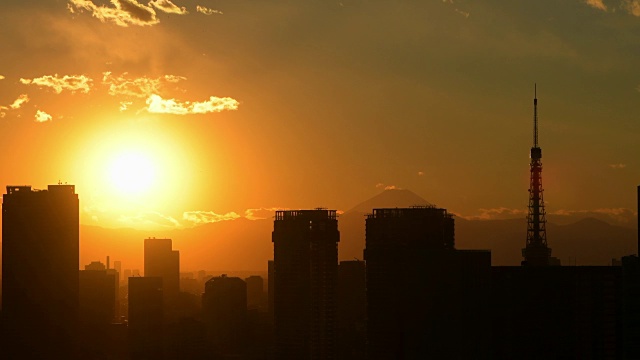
[107,152,157,195]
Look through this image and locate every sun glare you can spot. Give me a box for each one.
[107,152,156,195]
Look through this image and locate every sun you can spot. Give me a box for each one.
[107,152,157,195]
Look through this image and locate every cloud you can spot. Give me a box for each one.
[418,171,424,176]
[0,75,5,80]
[146,94,239,115]
[9,94,29,109]
[458,207,527,220]
[68,0,160,27]
[196,5,223,15]
[623,0,640,16]
[244,208,286,220]
[103,72,185,98]
[20,74,92,94]
[0,94,29,117]
[384,185,401,190]
[150,0,188,14]
[455,8,470,18]
[585,0,608,11]
[119,211,181,227]
[183,211,240,224]
[119,101,133,111]
[35,110,53,123]
[375,183,384,188]
[609,163,626,169]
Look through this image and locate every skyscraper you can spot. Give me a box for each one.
[128,276,164,360]
[202,274,247,357]
[2,184,79,359]
[144,237,179,317]
[365,206,491,359]
[272,209,340,360]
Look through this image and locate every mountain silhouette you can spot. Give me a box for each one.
[344,189,432,214]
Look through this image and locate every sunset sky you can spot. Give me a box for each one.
[1,0,639,231]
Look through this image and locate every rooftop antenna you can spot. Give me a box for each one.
[534,83,538,148]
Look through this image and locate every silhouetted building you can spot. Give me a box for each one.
[166,317,207,360]
[365,206,491,359]
[272,209,339,360]
[337,260,366,360]
[79,267,116,358]
[144,237,179,318]
[114,260,122,280]
[268,260,274,320]
[491,266,623,359]
[622,254,640,358]
[245,275,265,309]
[2,184,79,359]
[621,185,640,358]
[128,276,163,360]
[85,260,107,271]
[202,274,247,357]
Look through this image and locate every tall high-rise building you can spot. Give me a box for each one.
[128,276,163,360]
[272,209,340,360]
[245,275,265,309]
[144,237,179,316]
[267,260,274,320]
[79,266,117,359]
[2,184,79,359]
[365,206,491,359]
[202,274,247,356]
[336,260,366,359]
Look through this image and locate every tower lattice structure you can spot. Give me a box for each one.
[522,85,551,266]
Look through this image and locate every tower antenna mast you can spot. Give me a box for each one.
[523,84,551,266]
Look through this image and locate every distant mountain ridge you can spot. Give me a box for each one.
[345,189,432,214]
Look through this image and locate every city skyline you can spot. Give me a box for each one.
[0,1,639,232]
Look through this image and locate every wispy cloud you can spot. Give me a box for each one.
[417,171,424,176]
[68,0,160,27]
[35,110,53,123]
[455,8,470,18]
[119,211,181,227]
[623,0,640,16]
[183,211,240,224]
[119,101,133,111]
[441,0,469,18]
[1,94,30,117]
[585,0,608,11]
[609,163,627,169]
[9,94,29,109]
[196,5,223,15]
[244,208,286,220]
[146,94,239,115]
[375,183,402,190]
[150,0,188,14]
[103,72,185,98]
[20,74,92,94]
[458,207,527,220]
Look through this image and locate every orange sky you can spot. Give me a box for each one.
[0,0,639,232]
